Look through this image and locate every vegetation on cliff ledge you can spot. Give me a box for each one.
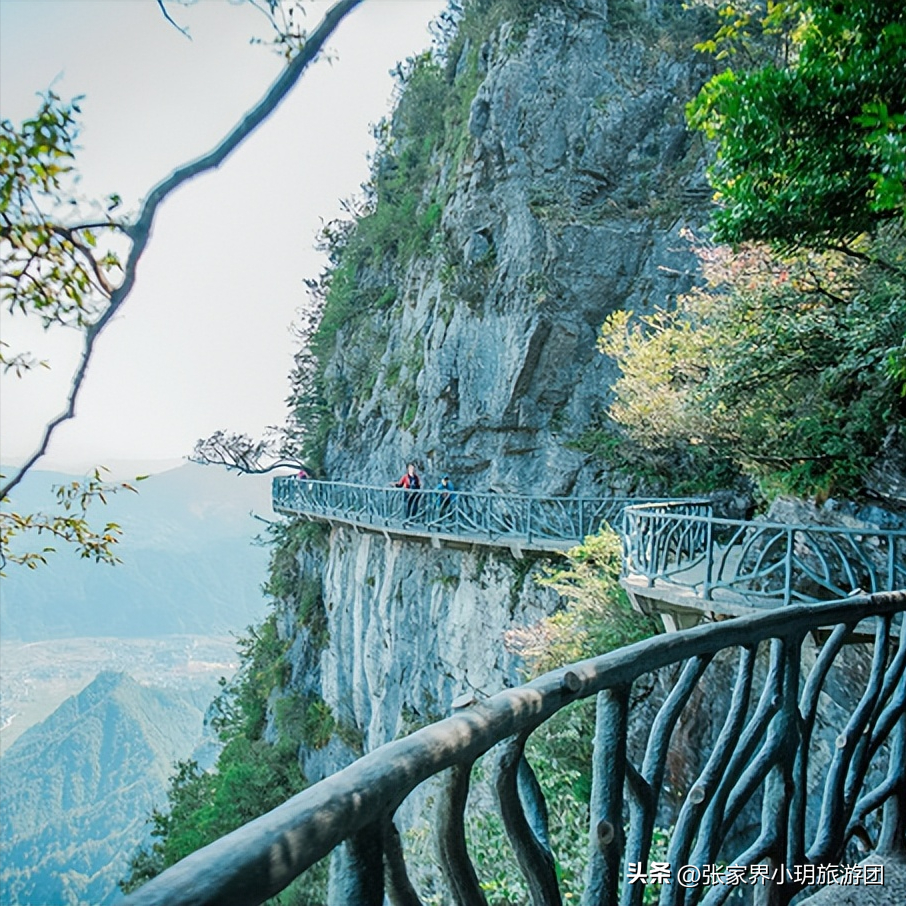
[589,0,906,501]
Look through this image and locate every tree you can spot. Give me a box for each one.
[505,530,657,675]
[588,1,906,501]
[0,0,364,565]
[189,429,306,475]
[597,232,906,498]
[687,0,906,248]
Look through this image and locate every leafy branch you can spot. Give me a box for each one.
[0,0,364,502]
[0,468,145,573]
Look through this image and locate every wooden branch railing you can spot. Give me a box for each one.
[122,591,906,906]
[623,501,906,607]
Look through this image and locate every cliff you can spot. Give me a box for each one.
[280,0,716,781]
[316,0,715,495]
[129,5,905,900]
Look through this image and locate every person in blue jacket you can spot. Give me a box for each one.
[435,475,456,521]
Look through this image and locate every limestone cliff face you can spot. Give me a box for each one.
[286,534,556,786]
[283,0,715,775]
[321,1,714,496]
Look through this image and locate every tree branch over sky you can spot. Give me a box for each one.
[190,430,306,475]
[0,0,364,501]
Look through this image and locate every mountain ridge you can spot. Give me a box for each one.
[1,671,214,906]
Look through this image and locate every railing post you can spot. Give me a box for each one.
[583,686,629,906]
[327,823,385,906]
[437,759,489,906]
[878,641,906,855]
[783,528,794,606]
[703,514,714,601]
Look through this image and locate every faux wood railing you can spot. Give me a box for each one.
[623,501,906,608]
[123,591,905,906]
[272,477,671,552]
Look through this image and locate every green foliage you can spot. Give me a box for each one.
[122,513,340,900]
[688,0,906,247]
[597,233,906,498]
[407,712,669,906]
[401,400,419,431]
[263,521,330,655]
[888,336,906,397]
[122,604,330,900]
[508,530,658,675]
[407,532,660,904]
[274,691,336,752]
[0,93,122,333]
[300,695,336,750]
[213,613,292,742]
[0,468,144,572]
[308,51,450,360]
[120,737,312,898]
[456,534,659,903]
[440,0,548,69]
[608,0,654,35]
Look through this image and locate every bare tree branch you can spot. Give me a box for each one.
[156,0,192,40]
[191,430,307,475]
[1,0,364,500]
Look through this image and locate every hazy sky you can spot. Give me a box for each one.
[0,0,445,471]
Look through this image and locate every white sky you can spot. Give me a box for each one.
[0,0,445,471]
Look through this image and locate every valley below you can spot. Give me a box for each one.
[0,635,240,755]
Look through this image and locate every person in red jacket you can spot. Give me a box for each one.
[395,463,421,521]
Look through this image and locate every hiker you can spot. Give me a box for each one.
[435,475,456,520]
[395,463,422,520]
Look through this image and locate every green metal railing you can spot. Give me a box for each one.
[622,501,906,607]
[122,592,906,906]
[273,477,671,551]
[274,480,906,611]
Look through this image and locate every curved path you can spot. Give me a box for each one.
[273,478,906,626]
[621,500,906,629]
[273,476,666,556]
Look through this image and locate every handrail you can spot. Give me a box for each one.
[123,591,906,906]
[273,479,906,614]
[623,501,906,607]
[273,476,681,551]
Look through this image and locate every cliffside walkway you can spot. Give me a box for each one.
[272,476,668,555]
[273,478,906,628]
[622,500,906,631]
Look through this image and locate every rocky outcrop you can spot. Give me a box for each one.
[288,530,558,785]
[281,0,718,840]
[321,1,715,497]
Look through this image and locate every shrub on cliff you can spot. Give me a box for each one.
[597,232,906,499]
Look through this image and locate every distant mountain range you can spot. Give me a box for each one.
[1,463,274,640]
[0,671,214,906]
[0,462,279,904]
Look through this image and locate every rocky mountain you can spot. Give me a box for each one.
[120,2,905,901]
[270,0,718,829]
[0,671,214,906]
[319,3,713,494]
[282,0,715,761]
